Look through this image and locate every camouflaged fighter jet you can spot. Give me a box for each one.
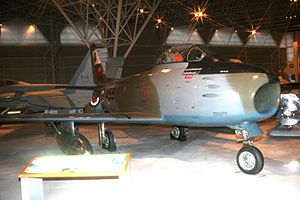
[0,44,280,175]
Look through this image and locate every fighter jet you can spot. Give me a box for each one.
[0,44,280,175]
[0,52,96,115]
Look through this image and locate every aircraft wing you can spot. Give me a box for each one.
[0,89,75,110]
[56,85,97,90]
[0,112,163,124]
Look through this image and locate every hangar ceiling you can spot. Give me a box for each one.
[0,0,298,83]
[1,0,299,33]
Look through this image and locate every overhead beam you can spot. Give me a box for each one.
[113,0,123,57]
[51,0,90,49]
[124,0,162,59]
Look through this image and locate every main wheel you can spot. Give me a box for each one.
[170,126,187,141]
[237,145,264,175]
[102,130,117,152]
[57,132,93,155]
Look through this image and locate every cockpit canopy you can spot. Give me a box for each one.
[156,45,207,64]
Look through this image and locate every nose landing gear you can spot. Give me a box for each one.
[235,127,264,175]
[237,145,264,174]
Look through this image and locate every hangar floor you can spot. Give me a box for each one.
[0,119,300,200]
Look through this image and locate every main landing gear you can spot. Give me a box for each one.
[98,123,117,152]
[54,122,93,155]
[235,128,264,175]
[52,122,117,155]
[170,126,188,141]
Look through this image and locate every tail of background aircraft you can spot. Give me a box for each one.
[65,51,95,108]
[66,44,124,108]
[68,50,95,87]
[69,43,124,86]
[90,43,124,84]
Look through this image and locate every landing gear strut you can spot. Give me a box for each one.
[98,123,117,152]
[170,126,188,141]
[235,127,264,174]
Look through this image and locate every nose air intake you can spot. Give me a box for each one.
[254,74,280,114]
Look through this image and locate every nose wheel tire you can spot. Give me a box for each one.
[102,130,117,152]
[237,145,264,175]
[170,126,188,141]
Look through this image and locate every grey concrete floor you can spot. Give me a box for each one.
[0,119,300,200]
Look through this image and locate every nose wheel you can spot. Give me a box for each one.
[237,145,264,175]
[234,126,265,174]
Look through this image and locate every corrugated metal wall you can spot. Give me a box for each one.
[0,46,87,84]
[0,21,289,83]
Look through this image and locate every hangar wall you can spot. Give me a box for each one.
[0,20,291,83]
[0,21,88,84]
[121,45,286,77]
[121,26,287,77]
[0,46,87,84]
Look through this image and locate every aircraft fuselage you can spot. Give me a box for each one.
[100,61,280,130]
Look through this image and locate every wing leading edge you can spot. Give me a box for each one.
[0,112,163,124]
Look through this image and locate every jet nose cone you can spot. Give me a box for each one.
[254,73,280,115]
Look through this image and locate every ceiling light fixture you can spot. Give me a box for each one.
[28,24,35,33]
[191,6,207,23]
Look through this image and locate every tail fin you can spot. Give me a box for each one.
[67,45,124,108]
[70,44,125,86]
[66,51,95,108]
[69,51,95,86]
[90,44,124,84]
